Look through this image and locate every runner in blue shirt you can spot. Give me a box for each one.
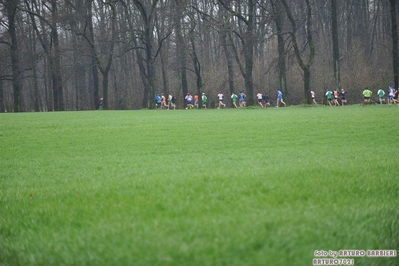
[156,94,162,108]
[276,90,286,107]
[185,93,193,109]
[340,88,347,106]
[239,92,246,107]
[388,86,396,105]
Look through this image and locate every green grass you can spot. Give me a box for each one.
[1,105,398,266]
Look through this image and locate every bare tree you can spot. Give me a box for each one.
[219,6,235,98]
[133,0,171,108]
[389,0,398,91]
[173,0,189,103]
[23,0,64,111]
[331,0,341,90]
[156,0,170,97]
[4,0,22,112]
[0,56,4,112]
[282,0,315,104]
[217,0,257,106]
[270,0,288,102]
[188,12,203,104]
[79,0,118,109]
[1,0,397,111]
[64,0,94,110]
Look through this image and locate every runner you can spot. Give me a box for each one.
[388,86,396,105]
[161,93,168,109]
[217,92,226,109]
[156,94,162,108]
[333,89,340,106]
[262,92,270,107]
[276,89,286,107]
[185,93,193,109]
[256,92,264,107]
[168,94,176,110]
[239,92,246,107]
[340,88,347,106]
[362,88,372,105]
[377,88,385,104]
[99,97,104,110]
[231,92,238,108]
[202,93,207,109]
[311,90,317,105]
[194,94,199,109]
[325,89,333,106]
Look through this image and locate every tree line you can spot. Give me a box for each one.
[0,0,398,112]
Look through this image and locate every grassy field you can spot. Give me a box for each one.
[1,105,398,266]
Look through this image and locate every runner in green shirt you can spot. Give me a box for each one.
[377,88,385,104]
[325,89,333,106]
[201,93,207,109]
[231,93,238,108]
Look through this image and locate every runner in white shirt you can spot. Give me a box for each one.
[217,92,226,109]
[256,92,264,107]
[311,90,317,105]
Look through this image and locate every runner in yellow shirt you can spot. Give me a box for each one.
[362,88,372,105]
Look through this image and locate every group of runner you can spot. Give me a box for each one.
[375,86,398,105]
[322,88,348,106]
[182,90,286,109]
[154,92,209,110]
[155,86,398,110]
[154,93,177,110]
[182,93,206,109]
[179,91,244,109]
[182,91,286,109]
[321,86,398,106]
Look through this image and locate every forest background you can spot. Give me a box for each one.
[0,0,398,111]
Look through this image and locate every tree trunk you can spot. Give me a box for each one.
[51,0,64,111]
[331,0,341,90]
[346,0,353,51]
[222,31,235,97]
[390,0,399,91]
[160,46,169,95]
[144,19,156,109]
[133,0,160,109]
[244,48,255,106]
[157,2,170,96]
[304,67,311,104]
[91,56,100,110]
[190,26,203,106]
[0,59,4,112]
[5,0,22,112]
[282,0,315,104]
[131,38,149,109]
[29,22,40,111]
[243,0,255,106]
[218,0,255,106]
[219,6,235,97]
[146,57,156,109]
[174,4,188,103]
[87,0,100,110]
[273,0,288,102]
